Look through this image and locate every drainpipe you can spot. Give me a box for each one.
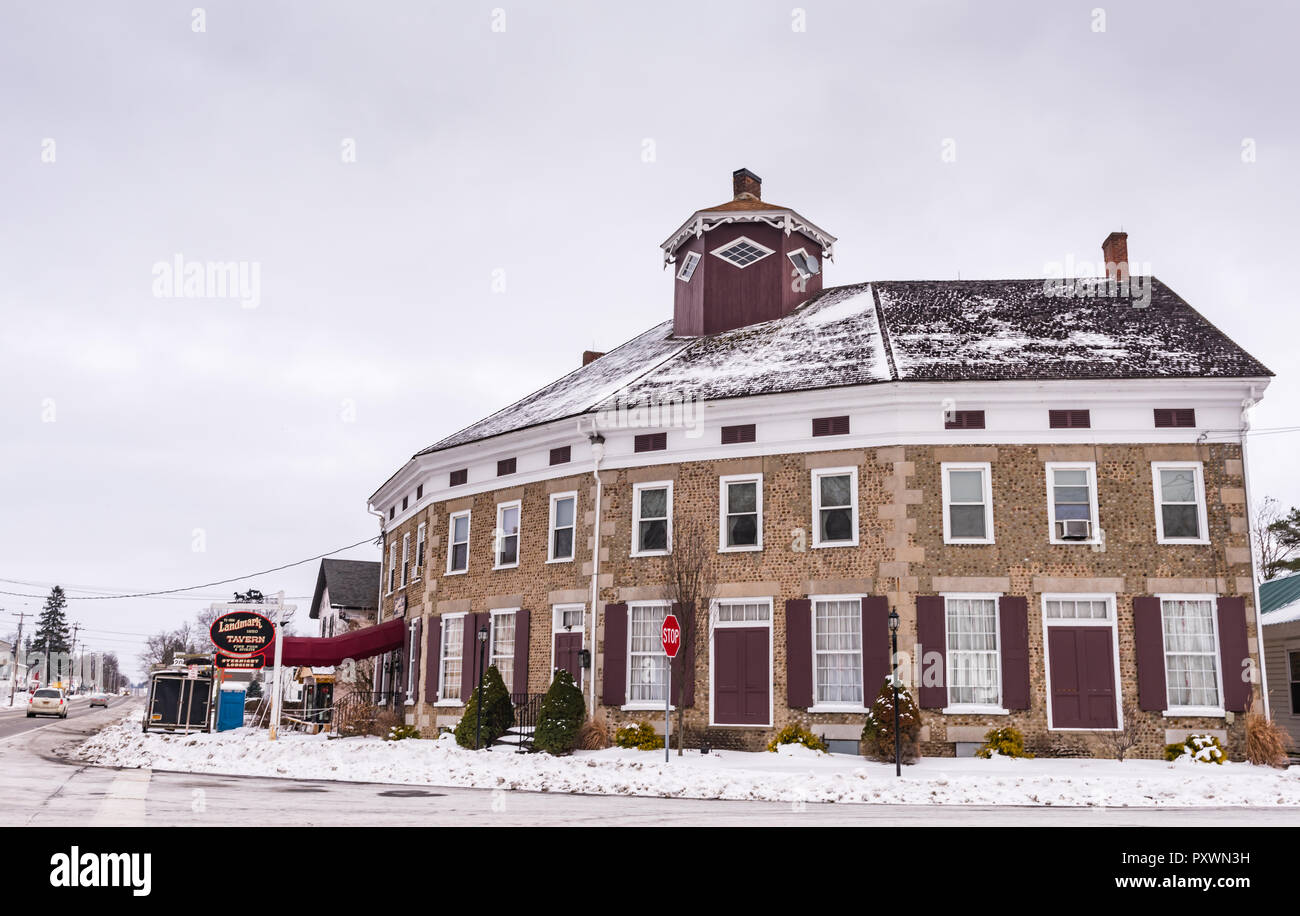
[368,505,387,702]
[1239,389,1270,718]
[587,429,606,719]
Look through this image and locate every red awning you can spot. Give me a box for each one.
[273,617,406,667]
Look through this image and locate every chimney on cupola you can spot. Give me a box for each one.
[732,168,762,201]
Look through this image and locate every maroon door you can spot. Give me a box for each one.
[1048,627,1117,729]
[714,628,769,725]
[554,632,583,687]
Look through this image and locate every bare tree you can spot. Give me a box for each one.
[1098,704,1141,762]
[659,516,715,756]
[1254,496,1286,581]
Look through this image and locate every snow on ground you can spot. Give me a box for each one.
[77,715,1300,807]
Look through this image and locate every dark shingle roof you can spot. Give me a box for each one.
[413,277,1269,456]
[309,559,381,620]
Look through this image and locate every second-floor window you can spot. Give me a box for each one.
[1046,462,1099,543]
[1152,462,1208,543]
[812,467,857,547]
[414,523,426,578]
[447,511,470,574]
[387,542,397,593]
[400,533,410,587]
[720,474,762,551]
[942,462,994,544]
[632,482,672,556]
[549,492,577,562]
[495,501,521,568]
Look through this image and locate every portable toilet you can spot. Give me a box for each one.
[216,687,246,732]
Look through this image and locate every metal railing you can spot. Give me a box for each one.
[507,693,545,752]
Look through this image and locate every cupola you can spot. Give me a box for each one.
[661,169,836,336]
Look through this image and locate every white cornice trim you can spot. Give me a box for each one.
[660,208,837,263]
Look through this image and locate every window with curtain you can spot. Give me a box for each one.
[813,599,862,705]
[628,604,668,703]
[945,597,1000,706]
[490,612,516,691]
[439,616,464,702]
[1161,598,1220,709]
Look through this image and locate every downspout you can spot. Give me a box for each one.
[1239,389,1270,718]
[368,505,387,701]
[587,428,606,719]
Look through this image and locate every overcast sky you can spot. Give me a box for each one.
[1,1,1295,680]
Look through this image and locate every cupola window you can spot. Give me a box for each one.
[711,236,774,268]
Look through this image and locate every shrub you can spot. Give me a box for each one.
[575,715,612,750]
[454,665,514,749]
[384,723,421,741]
[337,705,401,738]
[861,676,921,764]
[1164,733,1225,764]
[975,726,1033,759]
[766,723,828,754]
[1245,710,1290,768]
[533,669,586,755]
[615,722,664,751]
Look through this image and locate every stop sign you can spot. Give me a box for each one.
[661,614,681,658]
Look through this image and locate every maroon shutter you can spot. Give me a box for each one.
[945,410,986,430]
[460,613,481,702]
[1216,597,1250,712]
[720,424,756,444]
[916,595,947,709]
[998,596,1030,710]
[670,603,695,707]
[405,617,422,705]
[512,609,531,696]
[861,597,891,701]
[602,603,628,706]
[1133,597,1167,711]
[424,617,442,703]
[812,415,849,437]
[785,599,813,708]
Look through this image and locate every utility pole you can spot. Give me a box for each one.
[7,611,28,707]
[69,622,82,693]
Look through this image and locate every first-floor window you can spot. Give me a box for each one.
[1161,597,1220,709]
[405,621,419,703]
[490,611,517,691]
[812,598,862,705]
[439,616,464,702]
[945,596,1000,706]
[1290,652,1300,714]
[628,603,668,703]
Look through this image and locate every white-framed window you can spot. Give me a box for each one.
[548,492,577,563]
[719,473,762,552]
[494,500,521,569]
[1159,595,1223,714]
[414,522,426,579]
[404,619,420,705]
[446,510,470,575]
[627,602,670,706]
[942,462,994,544]
[632,481,672,557]
[811,467,858,548]
[489,609,517,692]
[1046,461,1100,544]
[676,251,701,282]
[400,533,410,588]
[710,235,774,268]
[944,594,1002,710]
[1152,462,1209,544]
[1044,595,1113,620]
[387,542,397,594]
[437,613,466,704]
[1289,651,1300,715]
[786,247,820,279]
[811,596,864,708]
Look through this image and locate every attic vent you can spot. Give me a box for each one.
[711,236,774,269]
[721,423,756,445]
[449,468,468,487]
[497,458,516,476]
[944,410,986,430]
[812,416,850,437]
[1049,410,1091,429]
[634,432,667,453]
[549,446,571,466]
[1154,408,1195,428]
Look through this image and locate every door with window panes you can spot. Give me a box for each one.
[1044,597,1118,729]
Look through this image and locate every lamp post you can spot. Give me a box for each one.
[888,607,901,778]
[475,625,489,750]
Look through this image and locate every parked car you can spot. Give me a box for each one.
[28,688,68,718]
[89,693,111,708]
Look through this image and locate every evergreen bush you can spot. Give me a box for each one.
[614,721,664,751]
[975,726,1033,759]
[533,669,586,755]
[861,676,921,764]
[1164,733,1225,764]
[765,723,828,753]
[453,665,514,749]
[384,723,421,741]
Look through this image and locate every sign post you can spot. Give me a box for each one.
[661,613,681,764]
[206,592,295,742]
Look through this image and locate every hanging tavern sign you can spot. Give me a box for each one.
[214,653,266,670]
[209,610,275,657]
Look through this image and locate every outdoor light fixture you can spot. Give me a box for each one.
[475,625,489,751]
[578,648,591,669]
[888,607,901,777]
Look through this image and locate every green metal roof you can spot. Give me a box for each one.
[1260,574,1300,614]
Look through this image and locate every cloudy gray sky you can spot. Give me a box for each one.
[2,1,1295,679]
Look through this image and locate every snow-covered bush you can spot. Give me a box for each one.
[533,669,585,755]
[861,676,921,764]
[384,724,421,741]
[453,665,514,749]
[615,722,663,751]
[1165,733,1225,764]
[765,723,827,754]
[975,726,1033,759]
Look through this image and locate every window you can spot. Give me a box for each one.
[676,251,701,282]
[449,468,467,487]
[548,492,577,562]
[1152,462,1208,543]
[711,236,774,268]
[1154,408,1195,428]
[495,501,521,568]
[632,482,672,556]
[387,542,397,593]
[942,462,994,544]
[628,603,669,704]
[549,446,571,466]
[497,457,516,477]
[714,600,771,622]
[556,604,584,630]
[812,467,858,547]
[446,511,470,574]
[414,523,426,578]
[1049,409,1091,429]
[416,484,423,500]
[1290,652,1300,714]
[1045,597,1111,619]
[812,415,849,437]
[634,432,667,453]
[405,620,420,705]
[787,248,820,279]
[490,610,517,691]
[812,598,863,707]
[945,596,1001,708]
[720,423,756,444]
[438,615,465,703]
[1160,597,1222,712]
[402,496,408,511]
[389,507,395,520]
[945,410,986,430]
[1046,462,1099,543]
[720,474,762,551]
[400,533,410,587]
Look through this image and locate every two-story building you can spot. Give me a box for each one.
[368,169,1271,758]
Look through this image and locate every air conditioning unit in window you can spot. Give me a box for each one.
[1056,519,1091,540]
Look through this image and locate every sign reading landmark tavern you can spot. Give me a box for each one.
[209,611,275,658]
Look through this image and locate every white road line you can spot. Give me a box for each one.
[90,767,153,826]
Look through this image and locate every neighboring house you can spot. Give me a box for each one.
[1260,573,1300,751]
[368,168,1271,759]
[309,558,381,638]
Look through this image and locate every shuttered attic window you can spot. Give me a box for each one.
[1049,410,1091,429]
[944,410,986,430]
[449,468,467,487]
[416,484,423,499]
[634,432,667,453]
[812,416,850,437]
[549,446,571,466]
[721,424,756,444]
[497,457,516,476]
[1154,408,1195,428]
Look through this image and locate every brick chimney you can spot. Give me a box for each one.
[1102,231,1129,281]
[582,350,604,366]
[732,168,761,201]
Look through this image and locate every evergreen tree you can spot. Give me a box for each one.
[454,665,514,748]
[32,586,71,684]
[246,678,263,699]
[534,669,586,756]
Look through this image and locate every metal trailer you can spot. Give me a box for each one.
[143,662,214,734]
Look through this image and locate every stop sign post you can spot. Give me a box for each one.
[661,614,680,762]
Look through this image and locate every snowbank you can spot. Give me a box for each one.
[75,717,1300,807]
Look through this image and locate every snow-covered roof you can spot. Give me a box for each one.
[415,277,1270,456]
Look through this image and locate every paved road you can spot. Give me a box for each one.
[0,694,114,741]
[3,704,1300,826]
